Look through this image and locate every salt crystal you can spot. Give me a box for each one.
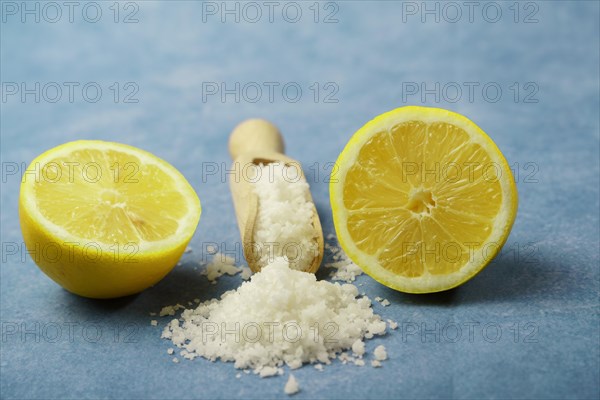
[167,348,174,355]
[172,358,179,363]
[284,374,300,395]
[203,252,242,282]
[150,320,158,326]
[259,366,280,378]
[324,243,363,283]
[352,340,365,357]
[371,360,382,368]
[374,345,388,361]
[381,299,390,307]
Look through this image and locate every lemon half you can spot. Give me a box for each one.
[330,106,518,293]
[19,140,201,298]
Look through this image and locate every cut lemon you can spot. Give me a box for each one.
[19,140,201,298]
[330,106,518,293]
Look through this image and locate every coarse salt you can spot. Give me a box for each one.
[251,163,318,271]
[161,257,387,375]
[203,253,242,282]
[374,345,388,361]
[284,374,300,395]
[324,239,363,283]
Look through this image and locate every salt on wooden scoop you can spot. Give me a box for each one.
[228,119,324,273]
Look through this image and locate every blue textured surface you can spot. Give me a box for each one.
[1,1,599,399]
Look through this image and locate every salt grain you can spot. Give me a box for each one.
[352,340,365,357]
[324,238,363,283]
[374,345,388,361]
[284,374,300,395]
[203,253,242,282]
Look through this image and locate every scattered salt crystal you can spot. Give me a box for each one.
[381,299,390,307]
[326,233,335,240]
[387,320,398,330]
[184,247,192,253]
[314,364,324,371]
[352,340,365,357]
[355,359,365,367]
[159,304,185,317]
[284,375,300,395]
[324,241,363,283]
[207,245,216,253]
[172,358,179,363]
[150,320,158,326]
[259,366,280,378]
[203,253,242,281]
[159,306,175,316]
[167,348,174,355]
[371,360,382,368]
[252,163,318,271]
[236,373,242,379]
[374,345,388,361]
[375,296,383,302]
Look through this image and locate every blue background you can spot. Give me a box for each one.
[1,1,599,399]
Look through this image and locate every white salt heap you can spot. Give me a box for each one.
[161,258,387,375]
[251,163,318,271]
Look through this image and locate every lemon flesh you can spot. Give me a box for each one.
[19,140,201,298]
[330,106,518,293]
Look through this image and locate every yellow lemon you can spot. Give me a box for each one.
[330,106,518,293]
[19,140,201,298]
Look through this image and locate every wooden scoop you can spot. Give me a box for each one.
[228,119,324,274]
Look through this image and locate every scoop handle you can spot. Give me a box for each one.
[228,119,285,160]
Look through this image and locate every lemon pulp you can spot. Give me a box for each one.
[20,140,201,298]
[331,107,517,293]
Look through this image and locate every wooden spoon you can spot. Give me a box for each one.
[228,119,324,274]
